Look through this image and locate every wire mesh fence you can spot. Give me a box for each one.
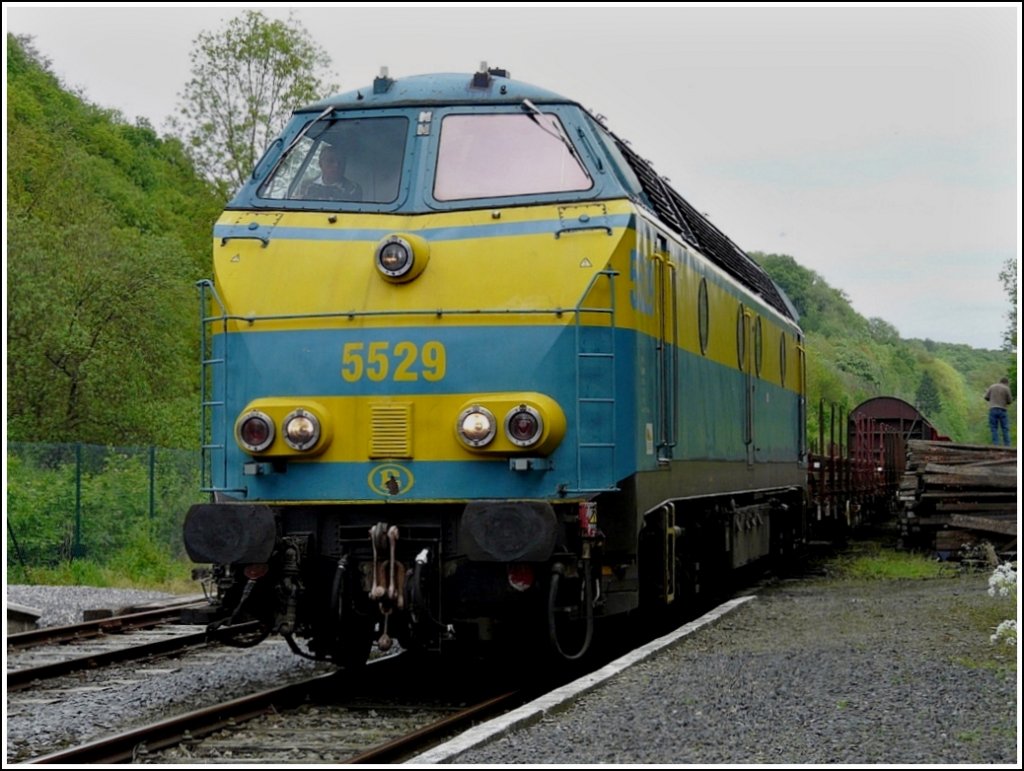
[6,443,204,576]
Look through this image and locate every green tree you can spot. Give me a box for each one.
[915,371,942,418]
[172,10,335,196]
[867,317,900,345]
[998,258,1017,353]
[6,33,220,447]
[7,212,196,446]
[998,258,1017,393]
[751,251,868,338]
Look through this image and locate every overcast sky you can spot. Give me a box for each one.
[4,3,1020,350]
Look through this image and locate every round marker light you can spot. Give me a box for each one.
[507,563,535,591]
[244,563,269,579]
[505,405,543,447]
[283,409,321,451]
[457,406,496,448]
[376,237,413,278]
[237,410,275,453]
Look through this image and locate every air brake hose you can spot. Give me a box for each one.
[547,556,594,661]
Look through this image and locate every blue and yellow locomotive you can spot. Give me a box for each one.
[183,66,807,664]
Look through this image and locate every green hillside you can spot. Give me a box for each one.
[6,34,223,447]
[753,252,1014,446]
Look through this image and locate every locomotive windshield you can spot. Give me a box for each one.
[433,113,592,201]
[259,116,408,204]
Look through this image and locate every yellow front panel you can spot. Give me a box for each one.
[213,203,635,332]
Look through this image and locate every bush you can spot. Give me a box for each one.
[6,443,202,589]
[987,562,1018,648]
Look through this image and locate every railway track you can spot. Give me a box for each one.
[9,585,766,765]
[8,581,760,765]
[27,658,524,765]
[17,593,757,765]
[7,604,211,691]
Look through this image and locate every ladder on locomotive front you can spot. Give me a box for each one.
[196,279,241,495]
[571,268,620,494]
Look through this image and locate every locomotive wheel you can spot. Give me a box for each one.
[403,557,439,652]
[328,563,373,668]
[330,615,373,668]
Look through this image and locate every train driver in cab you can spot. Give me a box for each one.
[306,142,362,201]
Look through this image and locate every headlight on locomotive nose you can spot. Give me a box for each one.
[505,404,544,447]
[374,233,430,283]
[457,406,497,448]
[376,238,412,277]
[282,408,321,451]
[237,410,275,453]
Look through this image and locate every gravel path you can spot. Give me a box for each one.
[450,574,1018,765]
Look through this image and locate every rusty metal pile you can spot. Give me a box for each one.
[898,440,1017,557]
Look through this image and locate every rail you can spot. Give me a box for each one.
[7,602,209,691]
[27,657,521,765]
[197,305,609,326]
[28,670,342,764]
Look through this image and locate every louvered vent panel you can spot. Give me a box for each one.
[370,402,412,458]
[613,136,793,320]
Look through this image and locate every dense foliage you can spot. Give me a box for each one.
[753,252,1015,446]
[6,34,223,447]
[6,444,200,587]
[998,258,1017,389]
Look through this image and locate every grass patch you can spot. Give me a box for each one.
[8,524,200,594]
[953,601,1018,675]
[830,544,953,580]
[7,557,197,594]
[824,542,1017,676]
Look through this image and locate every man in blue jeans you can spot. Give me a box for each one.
[983,376,1013,446]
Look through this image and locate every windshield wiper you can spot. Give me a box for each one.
[258,104,340,186]
[282,104,338,157]
[521,99,587,169]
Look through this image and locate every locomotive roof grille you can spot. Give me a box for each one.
[612,137,794,321]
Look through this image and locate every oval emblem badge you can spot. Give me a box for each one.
[368,463,414,496]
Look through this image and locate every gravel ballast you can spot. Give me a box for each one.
[444,573,1018,765]
[5,572,1018,764]
[6,585,181,628]
[4,586,332,764]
